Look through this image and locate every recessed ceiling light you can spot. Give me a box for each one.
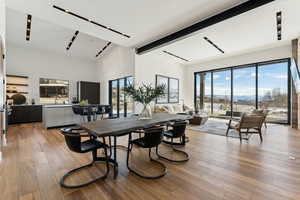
[162,50,189,62]
[96,42,112,57]
[203,37,225,54]
[26,14,32,41]
[66,30,79,50]
[53,5,130,38]
[276,11,282,41]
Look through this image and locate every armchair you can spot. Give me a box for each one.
[226,113,265,143]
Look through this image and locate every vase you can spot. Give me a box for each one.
[139,104,152,119]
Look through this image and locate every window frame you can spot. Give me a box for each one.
[155,74,179,104]
[194,58,291,124]
[108,76,133,118]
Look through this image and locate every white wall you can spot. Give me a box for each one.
[0,0,5,48]
[135,52,186,111]
[96,45,135,104]
[0,0,6,96]
[184,44,292,106]
[6,43,98,104]
[96,46,187,112]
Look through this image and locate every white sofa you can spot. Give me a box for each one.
[154,104,194,114]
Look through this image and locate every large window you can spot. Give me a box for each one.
[194,59,290,124]
[258,62,289,123]
[109,76,133,118]
[233,66,256,114]
[40,78,69,104]
[195,74,201,109]
[203,72,212,114]
[213,70,231,117]
[156,75,179,104]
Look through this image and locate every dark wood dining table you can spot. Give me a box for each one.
[79,113,192,178]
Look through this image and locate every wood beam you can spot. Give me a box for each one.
[136,0,275,54]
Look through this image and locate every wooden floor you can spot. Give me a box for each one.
[1,122,300,200]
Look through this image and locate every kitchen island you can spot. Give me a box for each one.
[43,104,81,128]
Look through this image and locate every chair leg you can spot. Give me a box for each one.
[226,119,232,137]
[163,135,186,146]
[108,136,112,158]
[157,140,189,163]
[60,145,110,189]
[239,131,242,143]
[259,129,263,142]
[126,135,167,179]
[226,126,230,137]
[264,121,267,129]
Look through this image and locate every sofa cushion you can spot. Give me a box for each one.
[165,105,175,113]
[172,104,183,113]
[154,105,168,113]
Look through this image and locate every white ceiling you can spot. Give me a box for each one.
[6,0,247,48]
[156,0,299,64]
[6,0,300,64]
[6,8,111,60]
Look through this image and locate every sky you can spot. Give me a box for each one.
[196,61,288,97]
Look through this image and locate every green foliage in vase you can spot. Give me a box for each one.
[123,83,166,105]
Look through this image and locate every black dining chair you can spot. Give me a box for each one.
[72,105,89,122]
[157,121,189,162]
[96,105,113,120]
[126,127,167,179]
[60,127,110,189]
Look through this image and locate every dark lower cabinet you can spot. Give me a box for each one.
[8,105,43,124]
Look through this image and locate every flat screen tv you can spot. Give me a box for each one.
[290,58,300,93]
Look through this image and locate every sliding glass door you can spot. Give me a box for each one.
[203,72,212,114]
[194,59,290,124]
[232,66,256,115]
[258,61,289,123]
[109,76,133,118]
[195,73,201,110]
[111,80,118,116]
[126,77,134,114]
[212,70,231,117]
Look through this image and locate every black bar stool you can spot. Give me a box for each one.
[96,105,112,120]
[157,121,189,162]
[126,127,167,179]
[72,105,89,122]
[60,127,110,189]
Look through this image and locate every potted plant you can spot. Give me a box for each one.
[124,83,165,119]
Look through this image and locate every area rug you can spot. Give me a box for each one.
[188,119,251,140]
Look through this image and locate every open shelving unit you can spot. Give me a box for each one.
[6,74,29,100]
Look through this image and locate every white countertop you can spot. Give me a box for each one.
[43,104,73,108]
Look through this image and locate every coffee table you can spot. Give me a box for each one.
[189,115,208,125]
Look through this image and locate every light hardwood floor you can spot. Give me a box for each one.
[1,122,300,200]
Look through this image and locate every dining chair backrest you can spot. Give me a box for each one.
[96,105,105,114]
[60,128,83,153]
[104,105,112,114]
[96,105,112,115]
[170,121,187,138]
[72,105,88,116]
[142,127,164,148]
[239,114,264,129]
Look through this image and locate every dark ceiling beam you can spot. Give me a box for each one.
[136,0,275,55]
